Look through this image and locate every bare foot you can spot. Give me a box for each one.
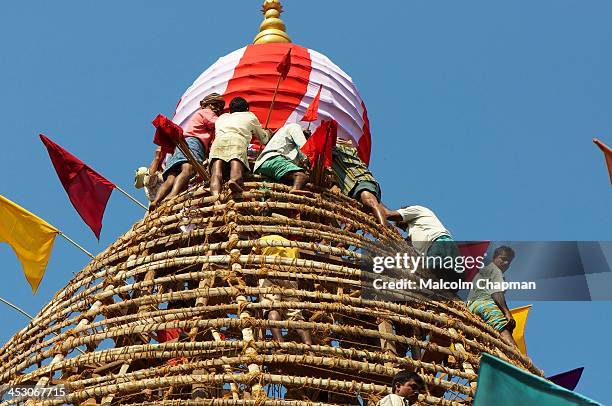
[227,179,243,193]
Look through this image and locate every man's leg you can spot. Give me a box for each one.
[470,300,518,349]
[381,204,400,220]
[359,190,388,225]
[209,159,223,197]
[267,310,285,343]
[149,173,176,211]
[287,171,313,195]
[227,159,244,193]
[500,328,518,348]
[296,328,313,345]
[165,163,195,201]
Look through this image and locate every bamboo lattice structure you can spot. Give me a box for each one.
[0,180,541,405]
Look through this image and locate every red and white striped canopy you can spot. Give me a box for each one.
[172,43,372,164]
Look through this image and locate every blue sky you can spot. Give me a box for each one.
[0,1,610,403]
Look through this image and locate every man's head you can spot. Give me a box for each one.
[200,93,225,115]
[229,97,249,113]
[492,245,515,272]
[392,370,424,404]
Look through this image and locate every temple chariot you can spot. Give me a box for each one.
[0,1,540,404]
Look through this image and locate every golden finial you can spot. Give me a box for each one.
[253,0,291,44]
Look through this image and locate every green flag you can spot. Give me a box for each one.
[474,353,600,406]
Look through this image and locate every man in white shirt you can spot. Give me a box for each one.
[254,123,311,194]
[467,245,518,348]
[386,205,462,290]
[209,97,270,196]
[386,205,451,255]
[377,370,424,406]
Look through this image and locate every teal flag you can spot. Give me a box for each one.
[474,353,601,406]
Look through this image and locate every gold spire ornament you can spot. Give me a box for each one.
[253,0,291,44]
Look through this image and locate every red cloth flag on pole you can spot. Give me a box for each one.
[300,120,338,169]
[593,138,612,186]
[153,114,184,156]
[39,134,115,239]
[301,84,323,122]
[357,101,371,166]
[276,48,292,80]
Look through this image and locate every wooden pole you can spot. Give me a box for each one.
[176,138,210,182]
[264,74,283,130]
[0,296,34,320]
[113,185,148,210]
[92,168,147,210]
[58,231,95,259]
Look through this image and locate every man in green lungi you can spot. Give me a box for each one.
[467,245,518,348]
[254,123,311,194]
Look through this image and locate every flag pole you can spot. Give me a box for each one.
[314,125,331,187]
[175,138,210,182]
[112,185,148,210]
[58,231,95,259]
[264,74,283,130]
[0,296,86,354]
[0,296,34,320]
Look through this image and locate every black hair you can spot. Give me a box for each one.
[229,97,249,113]
[391,370,424,393]
[493,245,515,259]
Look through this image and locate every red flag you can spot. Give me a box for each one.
[39,134,115,239]
[153,114,183,156]
[300,120,338,169]
[301,84,322,122]
[456,241,490,283]
[593,138,612,186]
[357,101,372,166]
[276,48,292,80]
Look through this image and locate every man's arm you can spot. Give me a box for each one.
[386,210,404,222]
[287,125,310,166]
[387,206,422,228]
[250,114,270,144]
[491,291,516,331]
[148,147,163,174]
[290,125,308,148]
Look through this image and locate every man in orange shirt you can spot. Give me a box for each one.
[150,93,225,210]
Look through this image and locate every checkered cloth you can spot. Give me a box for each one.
[332,140,379,197]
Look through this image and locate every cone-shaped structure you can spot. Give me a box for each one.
[0,181,540,405]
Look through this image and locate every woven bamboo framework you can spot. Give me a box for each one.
[0,181,541,405]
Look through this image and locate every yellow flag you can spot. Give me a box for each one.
[510,304,532,355]
[0,195,59,293]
